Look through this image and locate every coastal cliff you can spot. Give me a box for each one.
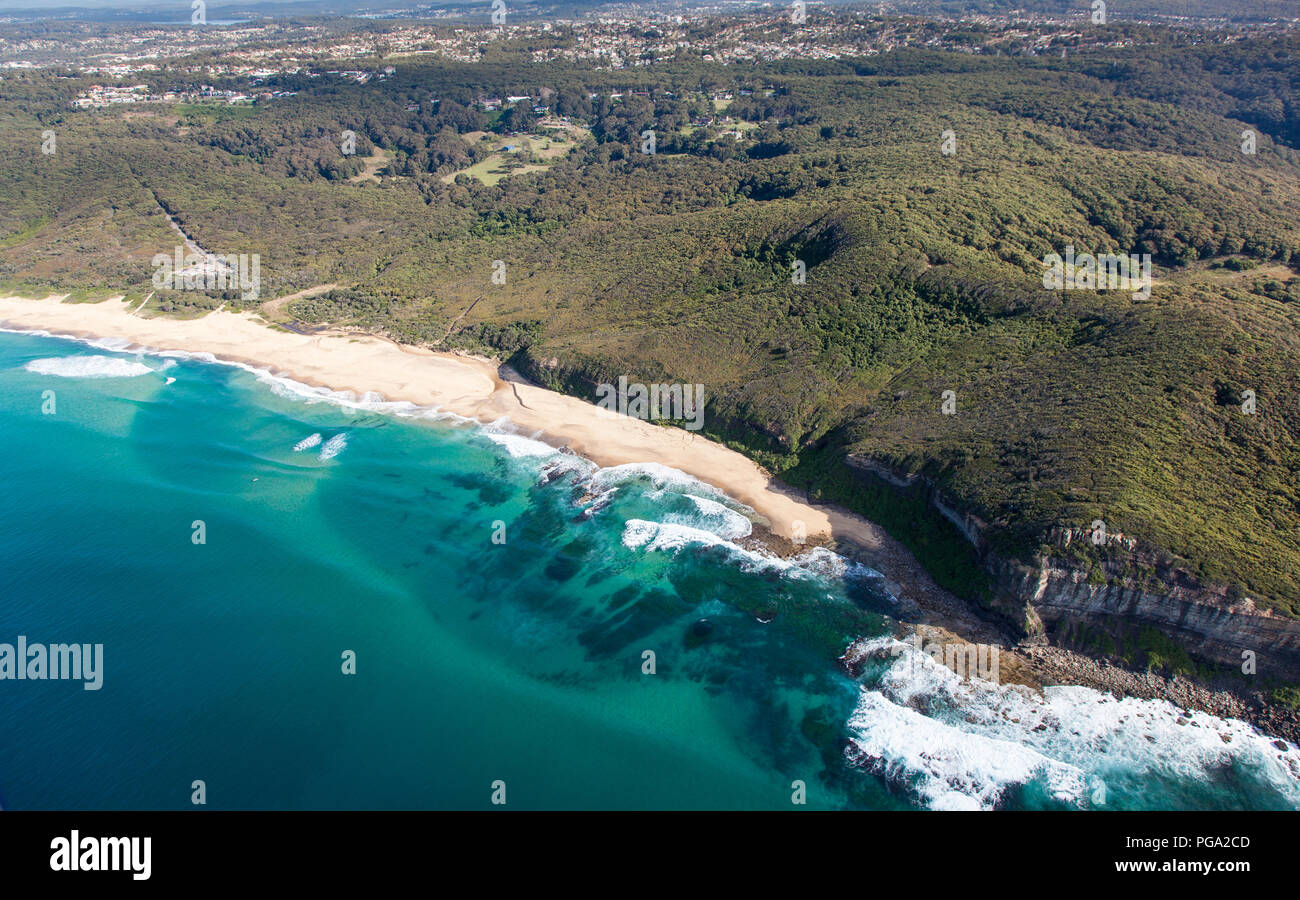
[990,553,1300,682]
[843,455,1300,686]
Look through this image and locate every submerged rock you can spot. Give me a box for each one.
[684,618,715,650]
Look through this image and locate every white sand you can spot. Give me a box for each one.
[0,293,889,548]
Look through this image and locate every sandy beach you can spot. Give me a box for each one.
[0,294,892,548]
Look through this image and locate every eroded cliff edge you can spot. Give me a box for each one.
[846,455,1300,688]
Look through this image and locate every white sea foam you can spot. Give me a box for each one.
[592,467,887,591]
[789,545,887,585]
[621,518,807,580]
[623,519,732,554]
[481,428,560,459]
[847,690,1093,810]
[843,636,1300,809]
[23,355,153,378]
[0,328,140,359]
[293,433,322,452]
[82,336,135,354]
[147,349,466,425]
[683,494,731,517]
[540,454,598,489]
[592,463,759,536]
[592,462,728,499]
[619,518,863,585]
[319,433,347,460]
[661,494,754,540]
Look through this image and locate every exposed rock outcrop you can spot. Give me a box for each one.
[991,554,1300,681]
[847,454,1300,682]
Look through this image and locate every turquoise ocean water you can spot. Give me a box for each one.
[1,328,1299,811]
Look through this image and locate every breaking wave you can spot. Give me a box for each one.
[620,518,885,587]
[479,423,561,459]
[843,636,1300,810]
[24,355,154,378]
[318,433,347,460]
[592,462,729,499]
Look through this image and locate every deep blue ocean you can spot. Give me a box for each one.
[2,329,1298,810]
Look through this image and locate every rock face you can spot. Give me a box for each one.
[849,456,1300,682]
[990,555,1300,681]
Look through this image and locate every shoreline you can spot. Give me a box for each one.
[1,293,875,546]
[4,293,1298,741]
[0,293,1021,644]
